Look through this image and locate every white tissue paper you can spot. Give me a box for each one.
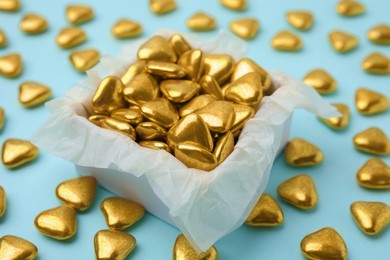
[31,30,338,253]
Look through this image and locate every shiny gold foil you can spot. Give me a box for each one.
[69,49,99,72]
[66,4,94,24]
[149,0,176,14]
[146,61,187,78]
[139,140,171,153]
[0,29,7,48]
[161,80,200,103]
[362,52,390,74]
[350,201,390,235]
[329,30,358,52]
[245,193,284,227]
[303,69,337,95]
[357,158,390,189]
[173,234,218,260]
[0,0,20,12]
[121,61,146,86]
[220,0,246,11]
[353,127,390,155]
[277,174,318,209]
[19,81,52,107]
[0,53,23,78]
[140,98,179,128]
[111,108,143,125]
[179,95,217,118]
[123,73,159,106]
[199,75,223,100]
[367,24,390,45]
[136,121,167,141]
[271,30,302,51]
[56,176,97,211]
[92,76,126,115]
[301,227,347,260]
[2,139,39,169]
[94,230,136,260]
[186,12,217,31]
[169,34,192,56]
[100,197,145,230]
[213,131,234,163]
[175,141,218,171]
[137,35,177,63]
[0,235,38,260]
[56,27,86,49]
[203,54,234,84]
[196,101,235,133]
[285,138,323,166]
[88,114,107,126]
[355,88,389,115]
[100,117,136,140]
[231,104,255,135]
[0,107,5,130]
[0,186,5,217]
[111,19,142,39]
[34,205,77,240]
[336,0,365,16]
[177,49,204,82]
[19,13,48,34]
[319,103,350,130]
[286,11,313,30]
[229,18,260,39]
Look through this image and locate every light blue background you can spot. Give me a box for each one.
[1,0,389,259]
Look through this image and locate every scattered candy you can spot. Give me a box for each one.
[150,0,176,14]
[0,53,23,78]
[0,235,38,260]
[286,11,314,30]
[303,69,337,95]
[246,193,284,227]
[353,127,390,155]
[66,4,94,24]
[56,176,97,211]
[0,107,4,130]
[173,234,217,260]
[220,0,247,11]
[285,138,323,166]
[100,197,145,230]
[0,0,20,12]
[186,12,217,31]
[318,103,350,130]
[328,30,358,52]
[362,52,390,74]
[18,81,52,107]
[56,27,87,49]
[301,227,347,260]
[356,158,390,189]
[0,186,5,217]
[271,30,302,51]
[0,29,7,48]
[137,35,177,62]
[19,13,48,34]
[94,230,136,260]
[277,174,318,210]
[1,139,39,168]
[350,201,390,235]
[111,19,142,39]
[69,49,100,72]
[229,18,260,40]
[367,24,390,45]
[336,0,365,16]
[355,88,389,115]
[34,205,77,240]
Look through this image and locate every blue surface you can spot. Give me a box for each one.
[1,0,389,259]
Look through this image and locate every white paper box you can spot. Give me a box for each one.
[31,30,337,252]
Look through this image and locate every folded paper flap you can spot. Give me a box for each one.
[30,30,337,252]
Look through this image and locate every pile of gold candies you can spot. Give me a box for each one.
[88,33,271,171]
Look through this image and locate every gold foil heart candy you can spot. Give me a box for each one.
[0,53,23,78]
[350,201,390,235]
[355,88,389,115]
[285,138,323,166]
[278,175,318,209]
[100,117,136,140]
[167,114,213,151]
[319,103,350,130]
[246,193,284,227]
[286,11,314,30]
[19,13,48,34]
[161,80,200,103]
[69,49,100,72]
[123,71,160,107]
[88,114,108,127]
[203,54,235,84]
[138,35,177,63]
[362,52,390,74]
[56,176,97,211]
[367,24,390,45]
[173,234,218,260]
[0,186,5,217]
[329,30,358,52]
[139,141,171,153]
[2,139,39,168]
[301,227,347,260]
[187,12,217,31]
[140,98,179,128]
[34,205,77,240]
[357,158,390,189]
[136,122,167,141]
[179,95,217,117]
[231,104,255,135]
[303,69,337,95]
[0,107,4,130]
[111,108,143,125]
[121,61,146,86]
[272,30,303,51]
[66,4,94,24]
[94,230,136,260]
[92,76,126,115]
[100,197,144,230]
[336,0,365,16]
[19,81,52,107]
[229,18,260,40]
[0,235,38,260]
[353,127,390,155]
[56,27,87,49]
[175,142,218,171]
[149,0,176,14]
[146,61,187,79]
[169,34,192,56]
[220,0,246,11]
[213,131,234,163]
[177,49,204,82]
[224,72,263,108]
[112,19,142,39]
[199,75,223,100]
[0,0,20,12]
[0,29,7,48]
[196,101,235,133]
